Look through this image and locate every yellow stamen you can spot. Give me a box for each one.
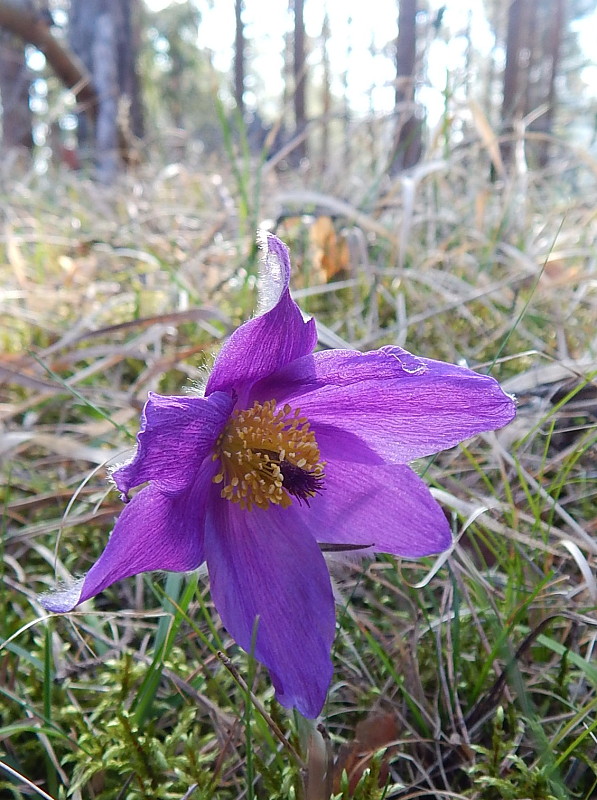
[213,399,325,511]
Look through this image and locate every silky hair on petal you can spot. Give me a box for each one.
[256,229,289,315]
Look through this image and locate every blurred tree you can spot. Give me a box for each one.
[234,0,245,116]
[500,0,534,165]
[0,0,34,151]
[142,0,201,130]
[340,16,351,168]
[69,0,144,181]
[0,0,97,154]
[140,0,225,157]
[389,0,422,174]
[499,0,593,167]
[292,0,307,163]
[318,10,331,174]
[537,0,566,164]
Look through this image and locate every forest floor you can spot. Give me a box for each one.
[1,131,597,799]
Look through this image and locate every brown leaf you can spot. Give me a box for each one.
[310,216,350,282]
[332,711,400,795]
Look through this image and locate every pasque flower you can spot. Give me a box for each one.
[42,233,516,718]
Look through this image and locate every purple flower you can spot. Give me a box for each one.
[41,233,516,718]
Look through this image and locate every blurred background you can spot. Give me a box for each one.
[1,0,596,183]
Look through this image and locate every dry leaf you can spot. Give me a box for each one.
[333,711,400,795]
[310,216,350,282]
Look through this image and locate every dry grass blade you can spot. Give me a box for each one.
[275,190,397,242]
[468,99,505,178]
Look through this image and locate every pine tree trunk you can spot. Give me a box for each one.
[119,0,144,139]
[0,0,34,151]
[93,9,119,182]
[536,0,565,165]
[69,0,143,180]
[501,0,534,165]
[319,11,330,174]
[292,0,306,163]
[389,0,422,175]
[0,25,32,150]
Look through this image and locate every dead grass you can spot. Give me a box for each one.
[1,127,596,799]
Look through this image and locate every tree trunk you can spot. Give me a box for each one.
[536,0,565,165]
[389,0,422,174]
[69,0,143,180]
[341,17,351,168]
[523,0,539,119]
[501,0,534,165]
[93,9,119,181]
[234,0,245,116]
[0,14,32,150]
[292,0,306,164]
[502,0,523,127]
[319,11,331,174]
[118,0,144,138]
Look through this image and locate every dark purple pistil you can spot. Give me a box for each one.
[279,460,325,505]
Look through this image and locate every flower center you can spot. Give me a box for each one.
[212,400,325,511]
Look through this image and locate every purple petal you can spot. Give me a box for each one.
[311,423,386,465]
[252,345,516,463]
[114,390,234,497]
[292,460,452,557]
[205,234,317,398]
[205,495,336,718]
[41,472,212,612]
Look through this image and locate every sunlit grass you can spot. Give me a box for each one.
[1,126,596,799]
